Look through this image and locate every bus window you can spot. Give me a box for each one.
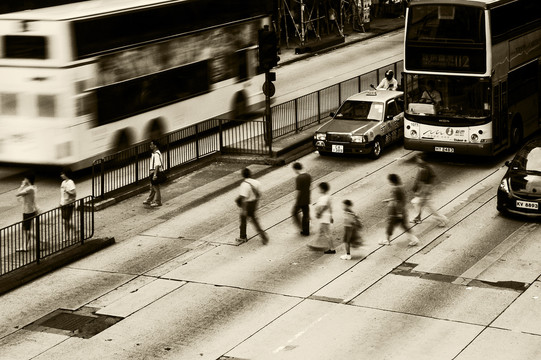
[0,93,17,115]
[4,35,48,59]
[38,95,56,117]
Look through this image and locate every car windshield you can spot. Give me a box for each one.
[335,100,384,121]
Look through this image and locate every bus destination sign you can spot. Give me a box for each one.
[421,54,470,69]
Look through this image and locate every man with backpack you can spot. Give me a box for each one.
[411,154,448,227]
[236,168,269,245]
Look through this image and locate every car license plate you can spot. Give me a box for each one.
[332,145,344,153]
[435,146,454,153]
[516,200,539,210]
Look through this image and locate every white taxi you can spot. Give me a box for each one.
[313,90,404,158]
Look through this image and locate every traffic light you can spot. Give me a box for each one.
[258,27,279,72]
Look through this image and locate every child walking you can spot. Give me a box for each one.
[341,199,363,260]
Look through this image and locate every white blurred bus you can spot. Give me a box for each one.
[403,0,541,156]
[0,0,271,168]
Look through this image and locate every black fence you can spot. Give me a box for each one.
[92,60,403,200]
[0,196,94,276]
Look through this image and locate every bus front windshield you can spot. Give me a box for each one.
[404,74,490,122]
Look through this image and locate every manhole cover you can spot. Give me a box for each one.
[24,307,122,339]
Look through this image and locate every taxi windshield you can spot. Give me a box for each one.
[335,100,384,121]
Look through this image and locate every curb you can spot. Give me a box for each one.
[0,237,115,295]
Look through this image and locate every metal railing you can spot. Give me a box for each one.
[0,196,94,276]
[92,60,403,200]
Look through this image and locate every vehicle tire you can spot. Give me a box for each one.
[371,138,382,159]
[510,120,523,150]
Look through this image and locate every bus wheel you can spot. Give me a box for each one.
[371,137,382,159]
[147,117,166,141]
[112,129,134,153]
[232,90,248,119]
[510,120,523,150]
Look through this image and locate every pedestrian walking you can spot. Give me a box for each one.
[15,173,38,252]
[341,199,363,260]
[379,173,419,246]
[143,140,163,207]
[309,182,335,254]
[411,154,448,227]
[292,162,311,236]
[60,167,76,239]
[235,168,269,245]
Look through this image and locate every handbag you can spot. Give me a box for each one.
[154,171,167,184]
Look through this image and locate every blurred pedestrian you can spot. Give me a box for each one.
[292,162,311,236]
[143,140,163,207]
[236,168,268,245]
[379,174,419,246]
[411,154,448,227]
[376,70,398,90]
[60,167,76,239]
[310,182,335,254]
[341,199,363,260]
[15,173,37,252]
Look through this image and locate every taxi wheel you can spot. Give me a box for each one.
[371,138,382,159]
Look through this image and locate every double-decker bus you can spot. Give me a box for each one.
[0,0,271,169]
[403,0,541,156]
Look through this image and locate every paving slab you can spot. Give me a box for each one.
[68,235,197,274]
[350,273,520,326]
[227,299,483,360]
[455,327,541,360]
[96,278,185,318]
[0,330,67,360]
[491,281,541,335]
[31,282,302,360]
[0,268,134,338]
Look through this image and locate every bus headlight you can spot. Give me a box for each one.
[410,129,418,138]
[314,133,326,141]
[351,135,366,143]
[471,133,479,143]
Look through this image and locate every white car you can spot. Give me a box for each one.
[314,90,404,159]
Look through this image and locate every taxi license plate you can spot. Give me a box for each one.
[332,145,344,153]
[516,200,539,210]
[435,146,454,153]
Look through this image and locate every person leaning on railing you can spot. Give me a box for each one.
[60,167,77,240]
[15,173,38,252]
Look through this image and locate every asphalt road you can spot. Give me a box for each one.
[1,140,541,359]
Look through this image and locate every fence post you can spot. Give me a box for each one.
[135,148,140,184]
[100,159,105,200]
[358,75,361,92]
[317,90,321,123]
[295,98,299,132]
[36,216,41,264]
[79,199,85,244]
[219,120,224,152]
[166,134,171,171]
[195,123,200,159]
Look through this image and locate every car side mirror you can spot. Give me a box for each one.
[330,112,335,117]
[504,161,510,167]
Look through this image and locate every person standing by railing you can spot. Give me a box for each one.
[15,173,38,252]
[60,168,77,240]
[143,140,163,207]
